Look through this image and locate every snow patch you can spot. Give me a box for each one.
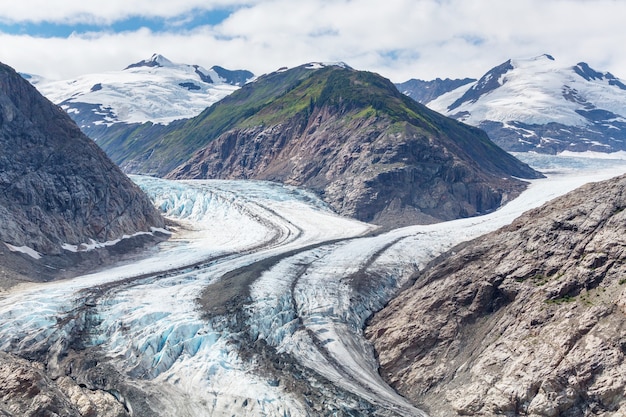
[61,230,167,252]
[4,243,41,259]
[305,62,350,70]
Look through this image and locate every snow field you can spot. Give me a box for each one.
[34,60,241,125]
[429,55,626,127]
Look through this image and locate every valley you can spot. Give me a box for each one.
[3,2,626,415]
[1,155,624,416]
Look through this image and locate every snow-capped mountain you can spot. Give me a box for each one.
[30,54,254,126]
[403,54,626,154]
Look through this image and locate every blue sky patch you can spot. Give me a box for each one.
[0,8,233,37]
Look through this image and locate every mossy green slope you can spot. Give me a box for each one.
[161,64,542,226]
[97,65,322,175]
[97,63,540,180]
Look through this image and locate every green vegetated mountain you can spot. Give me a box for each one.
[366,173,626,416]
[101,62,542,227]
[0,61,165,286]
[96,63,329,175]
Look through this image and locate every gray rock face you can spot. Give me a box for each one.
[395,78,476,105]
[366,174,626,416]
[0,352,129,417]
[0,61,164,279]
[168,110,530,227]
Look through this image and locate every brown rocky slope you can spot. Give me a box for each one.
[167,64,541,228]
[0,61,165,285]
[366,173,626,416]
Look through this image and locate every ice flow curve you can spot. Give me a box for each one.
[1,158,625,416]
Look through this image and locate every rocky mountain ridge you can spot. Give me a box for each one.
[163,63,541,227]
[399,54,626,154]
[396,77,476,105]
[0,60,165,285]
[366,172,626,416]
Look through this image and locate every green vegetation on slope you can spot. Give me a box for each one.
[96,63,540,180]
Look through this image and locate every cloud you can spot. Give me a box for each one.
[2,0,626,83]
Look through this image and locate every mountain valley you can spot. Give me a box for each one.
[2,52,626,417]
[1,155,624,417]
[106,62,542,228]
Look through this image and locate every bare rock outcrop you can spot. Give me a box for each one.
[366,174,626,416]
[0,352,129,417]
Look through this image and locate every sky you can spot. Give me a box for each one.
[0,0,625,83]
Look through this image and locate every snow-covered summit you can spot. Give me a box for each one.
[431,54,625,126]
[422,55,626,154]
[31,54,254,126]
[304,61,352,70]
[274,62,353,73]
[125,53,176,69]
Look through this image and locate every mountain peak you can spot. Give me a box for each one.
[150,53,174,67]
[303,62,352,70]
[528,53,555,62]
[124,53,175,70]
[509,54,560,70]
[573,61,605,81]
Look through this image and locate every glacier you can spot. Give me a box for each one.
[0,155,625,416]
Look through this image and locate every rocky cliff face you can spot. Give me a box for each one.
[0,352,128,417]
[366,173,626,416]
[0,61,165,283]
[167,64,541,228]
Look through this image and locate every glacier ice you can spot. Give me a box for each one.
[0,156,624,416]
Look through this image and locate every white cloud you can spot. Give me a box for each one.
[2,0,626,83]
